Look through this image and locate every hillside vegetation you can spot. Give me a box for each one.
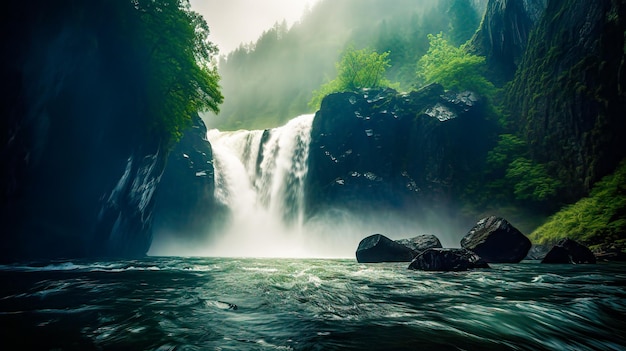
[206,0,483,130]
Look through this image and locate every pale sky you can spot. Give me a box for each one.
[190,0,320,56]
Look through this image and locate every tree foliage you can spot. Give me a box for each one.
[505,157,562,202]
[480,134,562,205]
[416,33,495,97]
[210,0,485,130]
[309,47,395,109]
[124,0,222,144]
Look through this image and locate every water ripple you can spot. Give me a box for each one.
[1,258,625,350]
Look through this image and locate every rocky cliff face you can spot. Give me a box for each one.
[152,115,225,242]
[306,85,492,220]
[468,0,547,82]
[0,2,167,261]
[506,0,626,200]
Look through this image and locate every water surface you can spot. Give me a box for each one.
[1,258,625,350]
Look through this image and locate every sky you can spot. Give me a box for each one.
[189,0,320,56]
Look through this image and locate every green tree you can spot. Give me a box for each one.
[505,157,562,202]
[416,33,495,97]
[447,0,480,46]
[134,0,223,144]
[309,47,395,109]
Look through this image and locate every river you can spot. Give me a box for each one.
[1,257,625,350]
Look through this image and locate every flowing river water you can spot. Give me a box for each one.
[1,257,625,350]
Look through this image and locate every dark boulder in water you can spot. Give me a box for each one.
[395,234,442,254]
[408,248,490,272]
[356,234,415,263]
[542,238,596,264]
[461,216,531,263]
[524,244,552,260]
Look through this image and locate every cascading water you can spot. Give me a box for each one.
[170,113,463,259]
[203,114,315,257]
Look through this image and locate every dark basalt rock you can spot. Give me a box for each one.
[153,114,226,240]
[461,216,531,263]
[524,244,552,260]
[468,0,547,82]
[306,84,491,222]
[542,238,596,264]
[395,234,442,254]
[356,234,416,263]
[408,248,490,272]
[1,3,167,261]
[505,0,626,202]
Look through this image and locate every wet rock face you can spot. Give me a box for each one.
[461,216,531,263]
[0,2,167,261]
[506,0,626,200]
[468,0,547,81]
[408,248,490,271]
[524,244,552,260]
[542,238,596,264]
[153,115,224,240]
[356,234,416,263]
[306,85,491,219]
[395,235,443,254]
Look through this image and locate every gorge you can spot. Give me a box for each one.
[1,0,625,261]
[2,0,626,350]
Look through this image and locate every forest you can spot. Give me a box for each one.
[207,0,486,130]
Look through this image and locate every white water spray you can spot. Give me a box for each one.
[152,114,467,258]
[203,114,315,257]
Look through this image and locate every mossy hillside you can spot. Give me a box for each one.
[504,0,626,202]
[530,159,626,252]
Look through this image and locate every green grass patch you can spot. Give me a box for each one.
[530,160,626,250]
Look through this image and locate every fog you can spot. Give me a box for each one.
[202,0,486,131]
[147,0,497,258]
[148,207,469,259]
[149,111,473,259]
[189,0,320,55]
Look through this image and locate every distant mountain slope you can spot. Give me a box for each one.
[205,0,484,130]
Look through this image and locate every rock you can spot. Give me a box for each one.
[1,3,168,261]
[306,85,489,222]
[461,216,531,263]
[593,248,626,262]
[153,114,227,240]
[395,235,442,253]
[524,244,552,260]
[408,248,490,271]
[356,234,416,263]
[467,0,547,82]
[505,0,626,202]
[542,238,596,264]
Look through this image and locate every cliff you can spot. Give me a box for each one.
[468,0,547,83]
[152,115,225,242]
[0,1,167,261]
[306,85,493,222]
[506,0,626,201]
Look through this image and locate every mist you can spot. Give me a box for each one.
[149,109,473,259]
[202,0,486,131]
[149,206,469,259]
[150,0,492,258]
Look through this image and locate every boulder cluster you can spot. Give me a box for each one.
[355,215,596,271]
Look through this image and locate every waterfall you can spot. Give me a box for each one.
[204,114,315,257]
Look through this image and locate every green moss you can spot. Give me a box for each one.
[530,159,626,250]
